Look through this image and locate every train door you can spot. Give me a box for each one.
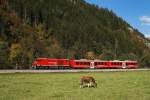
[122,62,126,69]
[90,62,95,69]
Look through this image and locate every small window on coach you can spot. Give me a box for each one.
[76,62,79,65]
[111,62,115,65]
[79,62,82,65]
[80,62,83,65]
[120,63,122,66]
[95,62,97,66]
[100,62,103,65]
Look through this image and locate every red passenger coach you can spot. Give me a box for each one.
[107,60,138,69]
[94,60,124,69]
[125,61,138,69]
[109,60,124,69]
[94,60,138,69]
[94,60,109,68]
[70,59,92,69]
[32,58,69,69]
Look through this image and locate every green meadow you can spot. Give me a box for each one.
[0,71,150,100]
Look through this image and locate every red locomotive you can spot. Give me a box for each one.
[32,58,70,69]
[32,58,138,69]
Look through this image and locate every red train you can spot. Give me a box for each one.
[32,58,138,69]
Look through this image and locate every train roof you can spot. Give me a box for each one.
[94,60,137,62]
[35,58,69,60]
[74,59,92,61]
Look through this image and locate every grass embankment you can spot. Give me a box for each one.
[0,71,150,100]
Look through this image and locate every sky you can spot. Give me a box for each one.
[85,0,150,37]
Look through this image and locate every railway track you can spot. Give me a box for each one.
[0,69,150,73]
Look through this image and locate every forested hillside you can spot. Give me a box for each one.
[0,0,150,69]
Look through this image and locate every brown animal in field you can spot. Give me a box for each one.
[80,76,97,88]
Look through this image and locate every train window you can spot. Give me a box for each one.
[131,63,135,65]
[120,63,122,65]
[95,62,97,65]
[112,62,115,65]
[126,62,136,65]
[82,62,84,65]
[95,62,107,65]
[95,62,98,65]
[80,62,82,65]
[87,62,89,65]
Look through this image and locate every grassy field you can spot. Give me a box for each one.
[0,71,150,100]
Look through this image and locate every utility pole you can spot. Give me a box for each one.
[114,39,118,59]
